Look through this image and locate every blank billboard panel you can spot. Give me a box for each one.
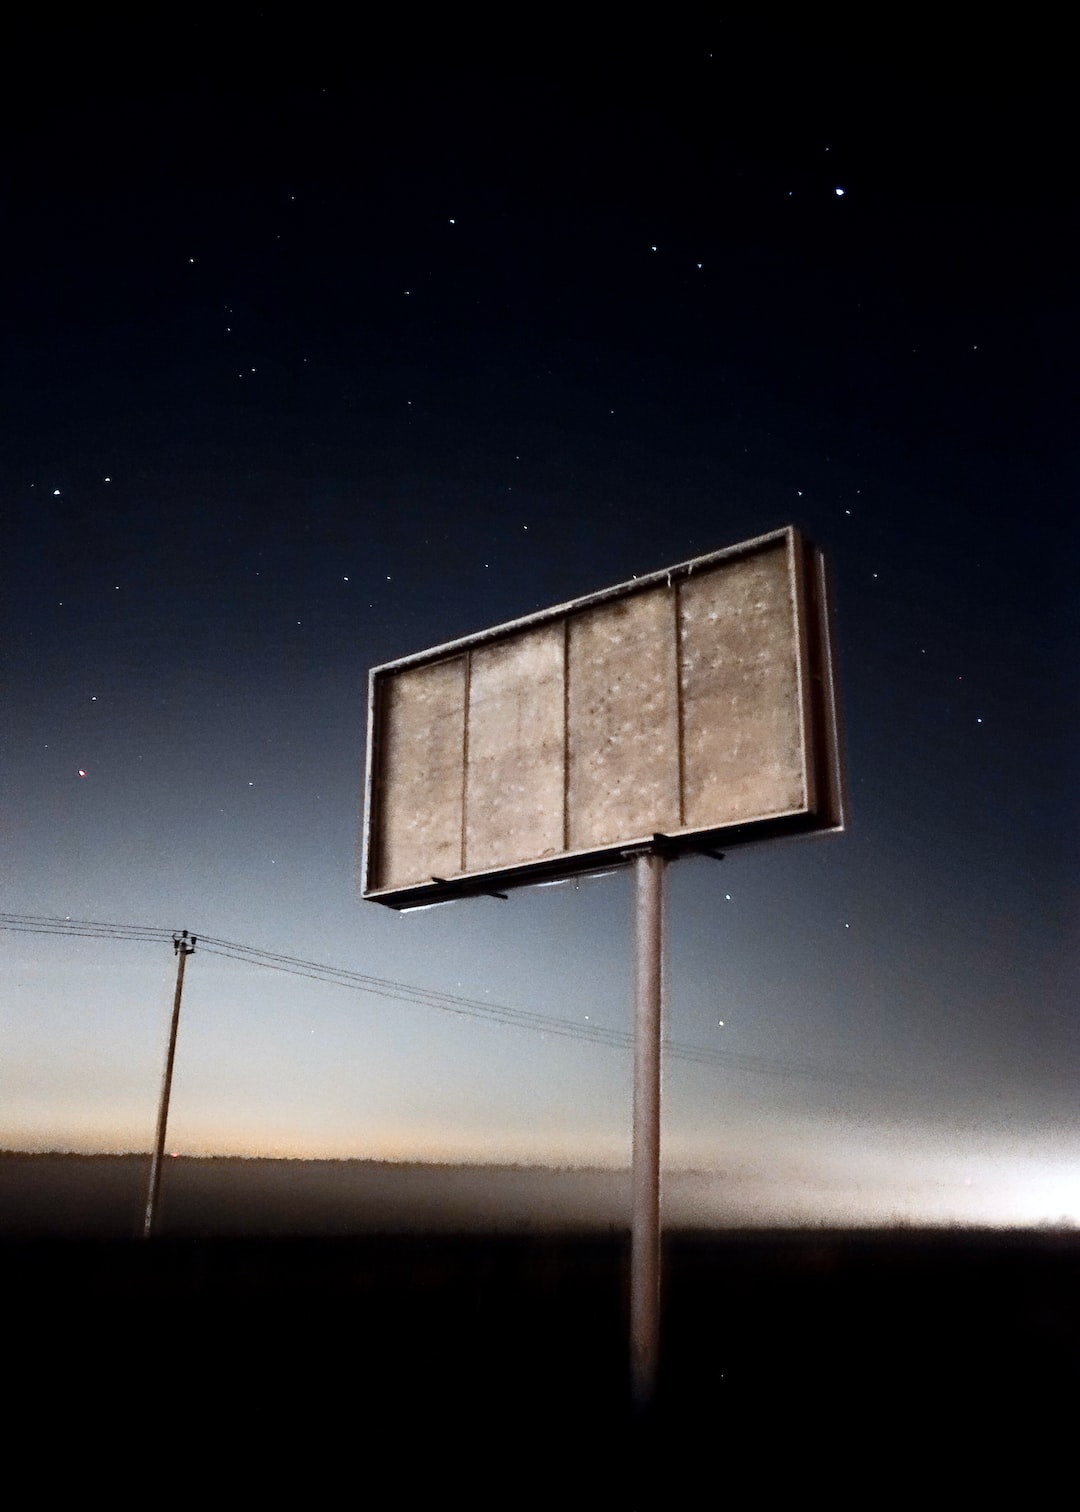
[465,624,565,874]
[363,526,844,907]
[679,538,809,829]
[567,589,680,850]
[373,655,465,893]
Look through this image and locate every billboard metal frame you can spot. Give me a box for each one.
[362,525,845,909]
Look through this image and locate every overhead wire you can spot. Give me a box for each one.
[1,910,865,1088]
[0,911,174,943]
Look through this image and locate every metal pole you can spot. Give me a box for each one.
[630,849,665,1410]
[143,933,194,1238]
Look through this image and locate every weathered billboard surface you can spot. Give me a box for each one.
[362,526,844,907]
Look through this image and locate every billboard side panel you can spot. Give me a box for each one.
[807,543,847,831]
[373,655,467,890]
[678,536,808,828]
[566,586,681,849]
[788,529,818,815]
[464,624,566,872]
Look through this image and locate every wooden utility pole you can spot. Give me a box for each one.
[143,931,196,1238]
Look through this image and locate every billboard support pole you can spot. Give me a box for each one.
[629,846,665,1412]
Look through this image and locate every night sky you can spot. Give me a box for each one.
[3,21,1076,1225]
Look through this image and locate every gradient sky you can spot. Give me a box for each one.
[2,21,1076,1225]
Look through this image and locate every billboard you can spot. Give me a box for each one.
[362,526,844,907]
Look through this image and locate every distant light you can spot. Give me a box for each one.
[53,489,61,496]
[835,187,845,196]
[78,769,87,777]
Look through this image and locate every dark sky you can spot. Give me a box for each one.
[3,19,1076,1224]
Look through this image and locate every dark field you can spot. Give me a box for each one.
[4,1159,1076,1498]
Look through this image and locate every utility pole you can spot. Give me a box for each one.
[143,930,196,1239]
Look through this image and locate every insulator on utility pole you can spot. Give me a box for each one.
[143,932,196,1238]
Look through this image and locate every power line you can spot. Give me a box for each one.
[1,910,866,1088]
[0,911,173,943]
[198,940,633,1051]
